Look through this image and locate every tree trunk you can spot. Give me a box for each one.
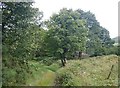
[61,59,65,66]
[60,48,68,66]
[79,51,82,58]
[63,57,67,64]
[63,48,68,64]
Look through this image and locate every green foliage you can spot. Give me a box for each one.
[100,44,120,56]
[56,72,74,86]
[23,55,119,86]
[55,69,80,86]
[2,56,31,86]
[2,68,16,85]
[45,8,88,59]
[2,2,43,86]
[45,63,60,72]
[55,55,118,86]
[77,10,114,56]
[26,60,60,86]
[115,44,120,56]
[40,57,57,66]
[2,2,43,57]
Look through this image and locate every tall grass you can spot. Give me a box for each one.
[4,55,118,86]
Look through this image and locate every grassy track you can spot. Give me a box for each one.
[26,55,118,86]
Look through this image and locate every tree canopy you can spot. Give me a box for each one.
[76,9,114,56]
[45,8,88,66]
[2,2,44,85]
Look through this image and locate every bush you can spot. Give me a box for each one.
[40,57,57,66]
[2,68,16,86]
[55,71,74,86]
[55,68,80,86]
[116,45,120,56]
[2,56,31,86]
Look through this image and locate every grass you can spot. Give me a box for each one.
[26,55,119,86]
[25,60,60,86]
[37,70,56,86]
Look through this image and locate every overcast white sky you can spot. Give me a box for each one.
[33,0,119,38]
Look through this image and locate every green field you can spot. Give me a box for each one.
[25,55,118,86]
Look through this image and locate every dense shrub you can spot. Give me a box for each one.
[39,57,57,66]
[2,56,31,86]
[55,68,80,86]
[55,72,74,86]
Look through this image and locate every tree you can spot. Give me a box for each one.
[45,8,88,66]
[77,9,114,56]
[2,2,43,85]
[2,2,43,56]
[25,25,47,58]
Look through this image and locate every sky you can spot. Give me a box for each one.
[33,0,119,38]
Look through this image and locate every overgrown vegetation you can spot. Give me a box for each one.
[25,55,118,86]
[55,55,118,86]
[1,2,119,86]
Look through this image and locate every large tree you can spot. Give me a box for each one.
[2,2,43,85]
[2,2,43,56]
[77,9,114,56]
[45,8,88,66]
